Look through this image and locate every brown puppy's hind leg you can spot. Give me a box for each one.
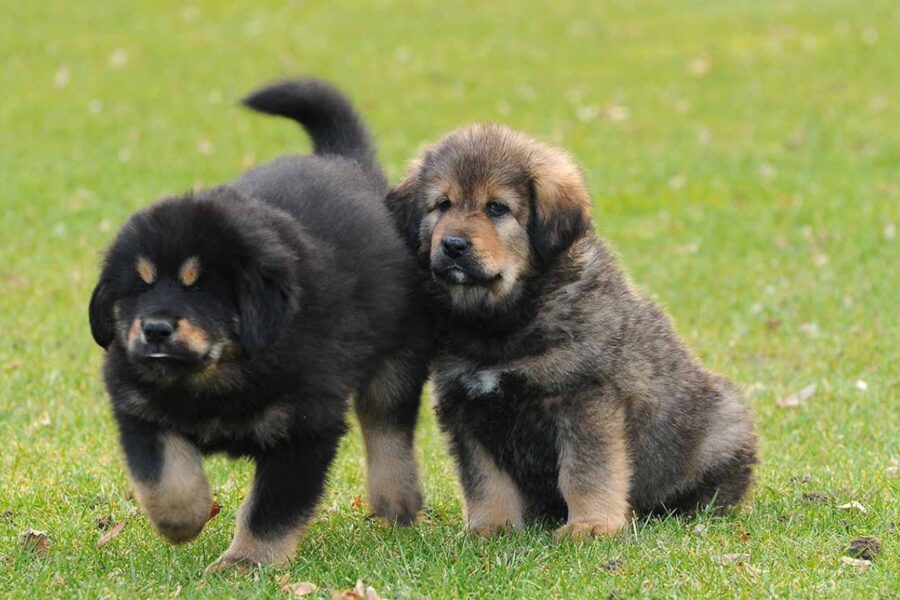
[554,397,631,542]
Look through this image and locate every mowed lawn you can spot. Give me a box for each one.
[1,0,897,597]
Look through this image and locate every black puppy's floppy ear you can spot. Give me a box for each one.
[528,147,593,265]
[386,157,427,253]
[237,262,298,357]
[89,278,115,349]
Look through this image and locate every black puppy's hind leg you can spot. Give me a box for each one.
[116,411,212,544]
[354,347,427,525]
[207,433,342,572]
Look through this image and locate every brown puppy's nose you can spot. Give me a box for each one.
[142,319,175,343]
[441,236,471,259]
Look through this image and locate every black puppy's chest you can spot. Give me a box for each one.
[435,359,567,520]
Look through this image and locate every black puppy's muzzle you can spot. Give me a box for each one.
[142,318,174,344]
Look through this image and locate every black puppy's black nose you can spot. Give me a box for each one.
[142,319,175,343]
[441,236,471,258]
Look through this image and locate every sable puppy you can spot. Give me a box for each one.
[387,124,757,540]
[89,79,430,569]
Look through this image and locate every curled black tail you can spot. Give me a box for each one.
[242,78,377,170]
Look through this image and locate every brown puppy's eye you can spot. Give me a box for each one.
[435,196,452,212]
[485,200,509,218]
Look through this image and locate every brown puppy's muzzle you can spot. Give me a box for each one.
[431,234,501,286]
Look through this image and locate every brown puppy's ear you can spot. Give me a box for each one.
[386,158,427,253]
[89,278,115,349]
[528,147,593,265]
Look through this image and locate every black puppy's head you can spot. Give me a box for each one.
[387,124,593,316]
[89,187,300,386]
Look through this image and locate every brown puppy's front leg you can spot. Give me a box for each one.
[354,348,428,525]
[451,433,525,537]
[554,398,631,542]
[116,413,212,544]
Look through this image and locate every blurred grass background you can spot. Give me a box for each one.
[1,0,897,597]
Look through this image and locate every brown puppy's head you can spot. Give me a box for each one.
[89,188,300,389]
[387,124,593,314]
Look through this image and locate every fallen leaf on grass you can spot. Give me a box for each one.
[803,492,831,503]
[351,495,364,510]
[208,501,221,522]
[777,384,816,408]
[739,531,751,543]
[886,459,899,477]
[20,529,50,556]
[331,579,381,600]
[277,573,318,597]
[716,553,750,565]
[845,536,880,560]
[598,558,623,572]
[97,520,127,547]
[95,516,114,530]
[838,501,867,514]
[839,556,871,572]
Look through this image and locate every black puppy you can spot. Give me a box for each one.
[89,79,430,570]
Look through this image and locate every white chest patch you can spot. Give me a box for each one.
[464,369,500,397]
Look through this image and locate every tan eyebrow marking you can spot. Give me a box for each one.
[179,256,201,287]
[136,256,156,285]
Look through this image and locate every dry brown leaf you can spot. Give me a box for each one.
[838,501,867,514]
[331,579,380,600]
[278,573,318,597]
[777,384,816,408]
[97,520,127,547]
[717,553,750,564]
[351,495,364,510]
[20,529,50,556]
[208,501,221,522]
[846,536,881,560]
[840,556,871,572]
[739,531,751,543]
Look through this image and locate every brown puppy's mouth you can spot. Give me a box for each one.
[432,264,502,286]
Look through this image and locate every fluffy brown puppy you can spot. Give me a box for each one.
[387,124,757,540]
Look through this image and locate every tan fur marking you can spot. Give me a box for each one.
[131,433,212,544]
[465,441,524,536]
[555,404,631,542]
[136,256,156,285]
[361,428,421,523]
[127,319,141,349]
[206,487,306,571]
[179,256,201,287]
[176,318,210,355]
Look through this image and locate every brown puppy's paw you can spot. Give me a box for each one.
[554,518,625,543]
[371,486,423,526]
[469,522,514,538]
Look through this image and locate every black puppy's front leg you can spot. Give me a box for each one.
[116,411,212,544]
[207,433,342,571]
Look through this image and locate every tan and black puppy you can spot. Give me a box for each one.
[89,80,429,570]
[387,124,757,540]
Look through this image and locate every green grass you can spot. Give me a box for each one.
[1,0,897,597]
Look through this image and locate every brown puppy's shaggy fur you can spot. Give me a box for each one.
[387,124,757,539]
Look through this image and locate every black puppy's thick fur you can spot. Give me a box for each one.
[89,79,429,569]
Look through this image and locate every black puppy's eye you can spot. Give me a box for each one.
[435,196,452,212]
[485,200,509,218]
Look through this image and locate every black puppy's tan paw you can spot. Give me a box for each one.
[371,486,423,526]
[155,517,208,545]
